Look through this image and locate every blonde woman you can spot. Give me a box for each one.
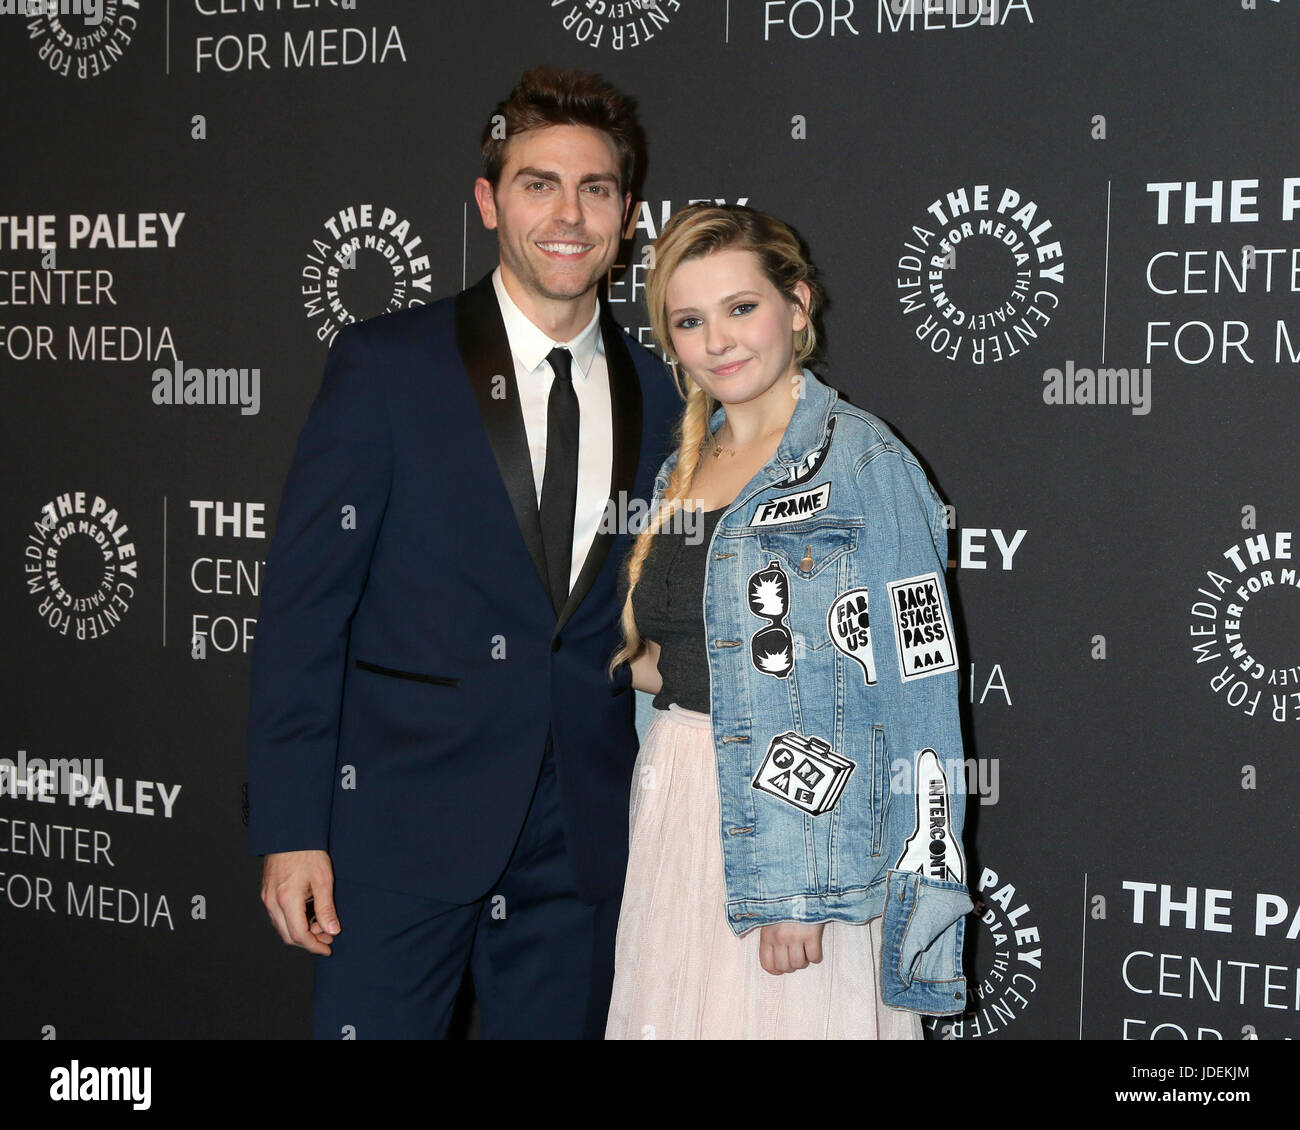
[604,204,973,1039]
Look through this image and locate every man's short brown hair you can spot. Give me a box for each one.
[481,66,644,197]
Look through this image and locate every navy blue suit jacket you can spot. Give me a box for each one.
[246,271,679,904]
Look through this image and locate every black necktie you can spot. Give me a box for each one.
[540,347,579,614]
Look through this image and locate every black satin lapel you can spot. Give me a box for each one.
[556,306,644,634]
[454,272,549,599]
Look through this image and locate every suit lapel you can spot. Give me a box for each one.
[555,304,643,635]
[455,270,645,632]
[455,272,550,599]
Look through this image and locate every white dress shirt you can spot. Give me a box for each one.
[491,265,613,596]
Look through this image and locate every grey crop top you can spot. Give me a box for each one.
[630,507,725,714]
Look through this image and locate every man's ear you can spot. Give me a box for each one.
[622,191,634,232]
[474,177,499,230]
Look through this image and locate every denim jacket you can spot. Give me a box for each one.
[647,369,972,1015]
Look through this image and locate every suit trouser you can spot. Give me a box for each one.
[311,740,621,1039]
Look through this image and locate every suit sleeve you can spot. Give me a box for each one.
[860,448,973,1015]
[246,325,393,855]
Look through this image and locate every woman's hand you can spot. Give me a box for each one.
[629,639,663,694]
[759,922,825,975]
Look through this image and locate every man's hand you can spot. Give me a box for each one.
[758,922,825,975]
[261,849,339,955]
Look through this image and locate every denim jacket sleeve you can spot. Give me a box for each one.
[855,442,972,1016]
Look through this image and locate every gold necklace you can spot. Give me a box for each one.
[711,424,787,458]
[706,424,737,457]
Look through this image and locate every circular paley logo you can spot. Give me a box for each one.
[551,0,680,50]
[25,492,139,641]
[25,0,140,79]
[301,203,432,345]
[896,183,1065,364]
[1189,531,1299,723]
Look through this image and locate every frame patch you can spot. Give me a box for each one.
[751,731,856,816]
[748,482,832,527]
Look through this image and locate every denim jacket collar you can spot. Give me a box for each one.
[688,367,836,484]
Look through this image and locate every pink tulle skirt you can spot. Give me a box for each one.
[605,703,923,1040]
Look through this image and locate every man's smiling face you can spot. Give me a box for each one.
[475,123,630,313]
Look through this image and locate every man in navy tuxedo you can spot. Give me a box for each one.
[247,67,679,1039]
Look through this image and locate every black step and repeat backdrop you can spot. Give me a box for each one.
[2,0,1297,1041]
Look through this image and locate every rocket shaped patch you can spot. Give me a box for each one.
[895,748,964,883]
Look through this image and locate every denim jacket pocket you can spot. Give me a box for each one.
[871,724,888,856]
[756,522,861,651]
[757,522,859,580]
[880,868,972,1016]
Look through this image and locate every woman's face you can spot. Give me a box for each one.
[664,247,809,407]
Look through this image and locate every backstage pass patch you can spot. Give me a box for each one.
[886,571,956,681]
